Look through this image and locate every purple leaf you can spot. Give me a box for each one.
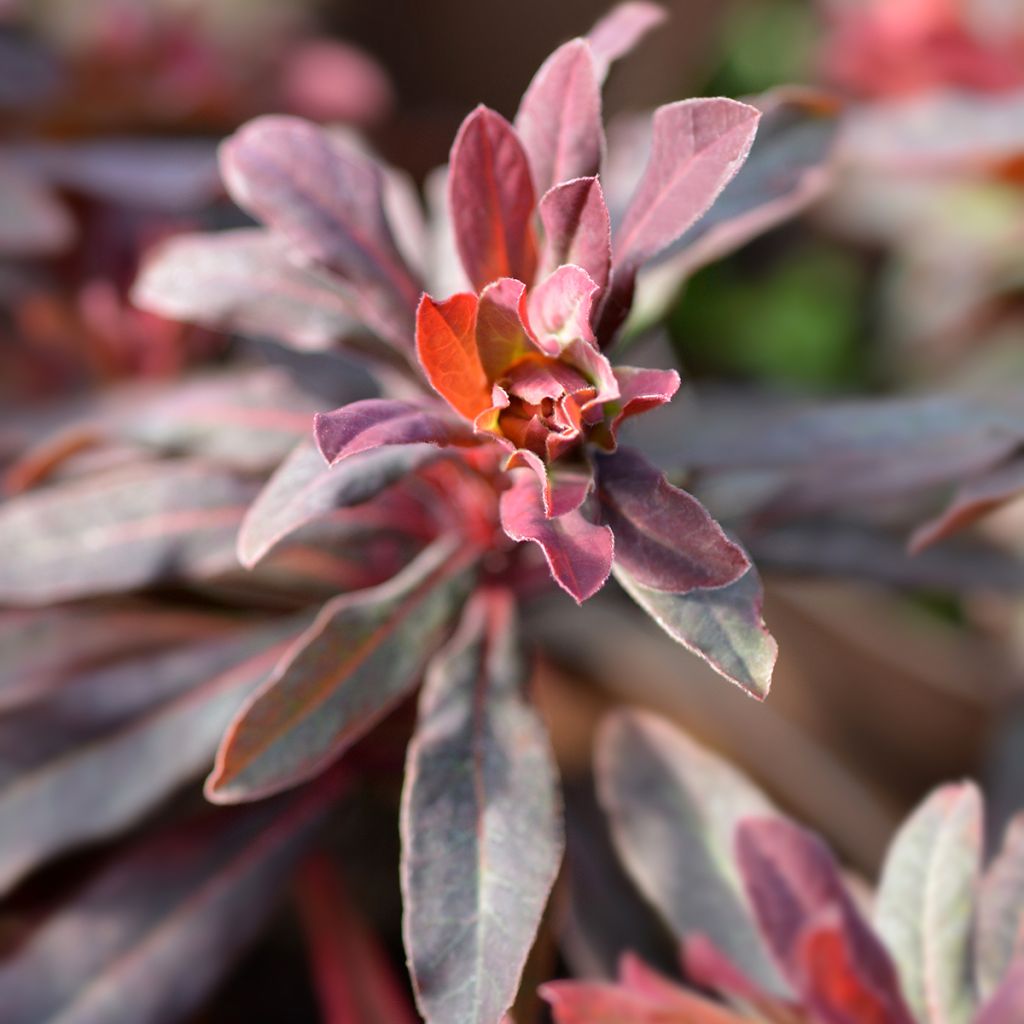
[975,813,1024,998]
[910,456,1024,553]
[133,229,361,351]
[0,782,340,1024]
[401,589,562,1024]
[596,709,786,993]
[976,961,1024,1024]
[0,620,305,896]
[614,98,761,271]
[206,537,475,803]
[314,399,477,466]
[612,563,777,697]
[597,448,749,593]
[0,461,257,605]
[499,470,613,603]
[538,176,612,293]
[874,782,982,1024]
[586,2,668,80]
[220,116,421,336]
[514,39,603,196]
[238,439,438,568]
[448,106,538,291]
[736,817,915,1024]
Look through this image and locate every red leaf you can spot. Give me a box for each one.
[597,448,749,593]
[515,39,603,196]
[500,470,613,603]
[314,398,477,466]
[538,176,612,294]
[448,106,538,291]
[415,292,493,420]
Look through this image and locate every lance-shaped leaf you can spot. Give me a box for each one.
[977,815,1024,998]
[597,448,748,593]
[238,439,438,568]
[613,563,776,698]
[207,537,475,803]
[538,176,612,292]
[221,116,420,306]
[448,106,538,291]
[596,709,786,993]
[614,98,761,272]
[586,1,668,81]
[0,620,305,896]
[874,782,982,1024]
[314,399,477,467]
[0,782,341,1024]
[416,291,492,418]
[401,589,563,1024]
[133,229,361,351]
[0,460,256,605]
[296,854,420,1024]
[911,456,1024,553]
[737,817,916,1023]
[515,39,603,197]
[500,471,613,604]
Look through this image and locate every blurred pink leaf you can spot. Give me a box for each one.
[514,39,603,197]
[586,1,668,80]
[976,960,1024,1024]
[975,814,1024,999]
[206,537,475,803]
[0,158,74,257]
[401,589,562,1024]
[448,106,538,291]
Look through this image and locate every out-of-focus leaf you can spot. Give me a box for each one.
[0,460,257,605]
[538,176,612,293]
[295,853,419,1024]
[595,709,785,992]
[911,456,1024,553]
[11,139,221,211]
[515,39,602,197]
[401,589,562,1024]
[977,815,1024,999]
[314,398,477,466]
[0,620,305,895]
[613,564,776,698]
[586,2,668,81]
[133,229,361,351]
[596,448,748,593]
[737,817,915,1023]
[0,605,236,709]
[238,439,438,568]
[976,961,1024,1024]
[874,783,982,1024]
[448,106,538,292]
[220,116,421,345]
[500,471,613,604]
[0,781,341,1024]
[207,536,475,803]
[0,157,74,256]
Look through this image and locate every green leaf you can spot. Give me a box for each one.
[613,564,776,698]
[206,536,475,803]
[874,782,982,1024]
[596,709,786,994]
[401,590,563,1024]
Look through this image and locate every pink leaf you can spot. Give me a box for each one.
[314,399,477,466]
[219,116,421,327]
[610,366,680,437]
[526,264,600,354]
[587,2,668,81]
[615,98,761,272]
[515,39,603,197]
[976,960,1024,1024]
[504,448,595,518]
[538,176,612,294]
[416,292,492,420]
[448,106,538,291]
[597,448,749,593]
[500,471,613,603]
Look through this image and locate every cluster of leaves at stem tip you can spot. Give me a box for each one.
[545,708,1024,1024]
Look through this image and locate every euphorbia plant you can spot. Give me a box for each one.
[545,709,1024,1024]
